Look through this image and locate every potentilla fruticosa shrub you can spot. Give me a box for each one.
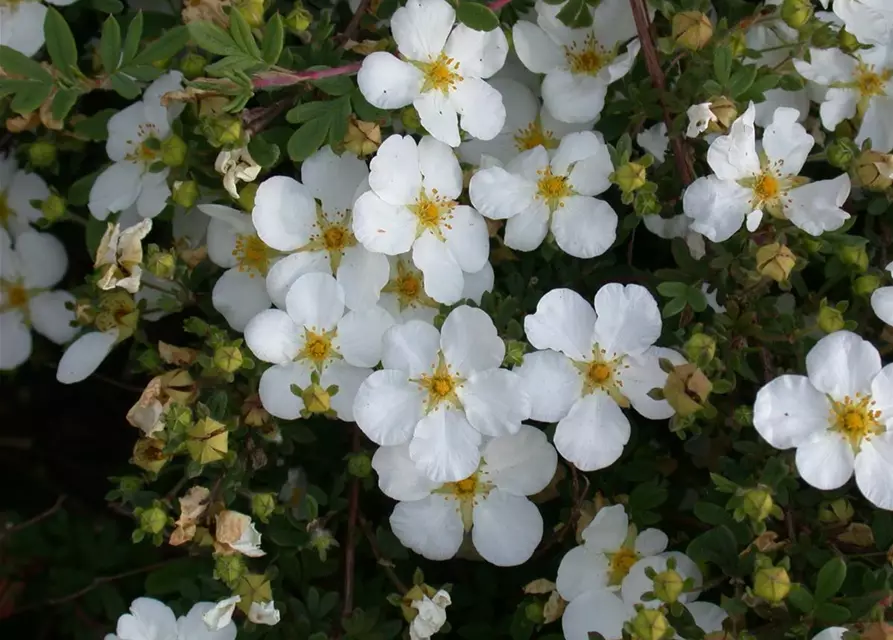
[1,0,893,638]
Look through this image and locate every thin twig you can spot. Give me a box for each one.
[342,427,362,622]
[358,513,408,594]
[242,97,294,136]
[253,63,362,89]
[488,0,513,10]
[339,0,373,45]
[628,0,695,187]
[0,496,66,543]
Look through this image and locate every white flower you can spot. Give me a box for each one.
[95,218,153,294]
[202,596,240,631]
[356,0,508,147]
[512,0,644,123]
[107,597,236,640]
[0,0,78,57]
[794,45,893,153]
[683,104,852,242]
[812,628,849,640]
[248,600,281,626]
[374,426,556,565]
[457,78,593,166]
[515,283,677,471]
[0,153,50,237]
[685,103,718,138]
[244,272,394,421]
[870,262,893,326]
[833,0,893,47]
[215,147,261,199]
[621,552,703,607]
[0,229,77,370]
[469,132,617,259]
[215,510,265,557]
[753,87,810,128]
[352,135,489,305]
[355,305,531,482]
[753,330,893,510]
[200,204,274,331]
[89,72,184,221]
[642,214,706,260]
[556,504,668,601]
[409,590,451,640]
[636,122,668,164]
[253,146,388,311]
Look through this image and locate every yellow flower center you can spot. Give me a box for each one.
[575,348,630,406]
[399,274,420,299]
[301,329,335,366]
[420,53,462,94]
[588,362,613,384]
[323,226,347,251]
[830,393,884,451]
[383,260,438,312]
[452,476,478,497]
[564,35,612,76]
[514,122,558,152]
[413,355,464,413]
[0,191,12,226]
[233,234,272,276]
[1,280,29,313]
[536,168,572,211]
[753,173,779,201]
[410,191,456,239]
[608,547,639,585]
[855,63,891,98]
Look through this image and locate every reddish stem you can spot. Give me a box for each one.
[488,0,513,10]
[253,62,363,89]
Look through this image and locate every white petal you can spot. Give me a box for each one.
[746,210,763,233]
[409,408,483,482]
[336,305,395,367]
[554,393,629,471]
[368,134,422,206]
[265,251,332,309]
[636,122,668,164]
[562,590,633,640]
[635,528,669,556]
[580,503,628,550]
[856,95,893,153]
[683,176,754,243]
[247,601,280,627]
[357,51,424,111]
[321,361,373,421]
[244,309,302,364]
[542,69,608,124]
[418,135,463,200]
[414,90,461,148]
[562,136,614,197]
[512,21,564,74]
[706,103,760,181]
[252,176,318,251]
[472,490,542,566]
[258,362,312,419]
[551,195,617,259]
[795,431,855,490]
[179,602,237,640]
[445,23,508,79]
[784,175,851,236]
[212,268,271,332]
[442,205,489,273]
[302,146,369,215]
[834,0,893,46]
[28,290,77,345]
[106,103,149,162]
[592,283,661,357]
[602,39,640,84]
[870,363,893,421]
[590,0,640,46]
[352,192,418,255]
[469,166,537,220]
[411,232,464,304]
[200,597,240,634]
[524,287,595,360]
[143,71,184,122]
[811,629,848,640]
[354,369,425,445]
[806,331,881,400]
[381,320,441,376]
[0,311,31,370]
[854,432,893,510]
[56,331,118,384]
[338,246,389,311]
[686,602,728,636]
[451,77,506,142]
[762,107,814,176]
[555,545,610,601]
[441,305,504,376]
[372,443,440,501]
[753,89,809,129]
[504,200,550,251]
[205,218,240,268]
[461,261,493,304]
[0,2,47,57]
[515,349,583,422]
[793,48,858,86]
[7,169,49,231]
[620,349,674,420]
[135,173,170,219]
[458,369,530,436]
[820,88,859,131]
[390,495,464,560]
[16,231,67,289]
[871,286,893,325]
[391,0,455,61]
[481,426,558,495]
[116,598,178,640]
[753,375,832,449]
[286,272,345,332]
[88,162,142,220]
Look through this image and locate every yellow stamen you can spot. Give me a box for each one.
[564,35,612,76]
[3,283,28,310]
[232,234,272,276]
[410,191,456,239]
[514,122,558,152]
[754,173,779,201]
[855,63,891,98]
[536,167,572,211]
[414,355,463,413]
[419,53,462,94]
[301,330,333,366]
[830,393,884,451]
[608,547,639,585]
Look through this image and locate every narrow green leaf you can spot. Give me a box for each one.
[286,100,332,123]
[188,21,242,57]
[119,65,162,82]
[662,296,688,318]
[456,2,500,31]
[122,11,144,64]
[10,82,52,115]
[229,9,263,60]
[729,64,758,98]
[556,0,584,28]
[132,25,190,66]
[73,109,117,141]
[327,96,351,146]
[814,603,851,625]
[815,557,846,601]
[110,73,142,99]
[656,281,689,298]
[50,88,80,121]
[713,45,732,85]
[0,46,53,83]
[288,118,330,162]
[44,7,79,78]
[262,14,284,65]
[99,16,122,73]
[204,55,263,77]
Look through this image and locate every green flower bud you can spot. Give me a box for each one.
[28,141,57,168]
[146,246,177,280]
[251,492,277,523]
[238,182,258,212]
[180,52,208,79]
[854,275,881,297]
[118,476,144,494]
[817,301,846,334]
[166,404,193,434]
[663,363,712,417]
[236,0,265,28]
[838,28,860,52]
[161,134,187,167]
[285,3,313,34]
[172,180,199,208]
[503,339,526,367]
[629,608,671,640]
[827,138,858,170]
[524,601,544,624]
[728,31,747,58]
[214,554,248,589]
[672,11,713,51]
[302,383,332,415]
[401,106,422,133]
[753,566,791,604]
[684,333,716,367]
[837,244,869,273]
[213,346,243,373]
[818,498,855,525]
[139,505,168,534]
[741,488,774,522]
[40,194,66,221]
[756,243,796,283]
[207,117,243,148]
[781,0,813,29]
[613,162,648,193]
[653,569,685,604]
[347,452,373,478]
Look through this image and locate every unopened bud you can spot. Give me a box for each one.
[854,275,881,297]
[238,182,258,212]
[827,138,858,170]
[684,333,716,367]
[838,28,860,52]
[40,194,66,221]
[741,488,774,522]
[524,601,544,623]
[251,493,277,523]
[663,363,712,417]
[728,31,747,58]
[672,11,713,50]
[285,3,312,33]
[236,0,265,28]
[214,346,243,373]
[401,106,422,133]
[343,117,381,157]
[853,150,893,191]
[180,52,208,79]
[756,243,796,283]
[504,339,526,367]
[28,141,57,168]
[708,96,737,131]
[817,301,846,334]
[214,554,247,589]
[146,246,177,280]
[211,117,243,147]
[818,498,855,525]
[781,0,812,29]
[653,569,685,604]
[302,383,331,415]
[172,180,199,208]
[161,134,187,167]
[837,244,869,273]
[613,162,648,193]
[347,452,373,478]
[629,608,671,640]
[753,566,791,604]
[139,505,168,534]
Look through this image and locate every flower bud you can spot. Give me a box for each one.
[663,363,712,417]
[817,301,846,334]
[347,452,373,478]
[146,246,177,280]
[753,566,791,604]
[781,0,812,29]
[343,117,382,157]
[837,244,869,273]
[854,274,881,297]
[741,488,774,522]
[118,476,144,495]
[132,437,169,473]
[187,417,229,465]
[729,31,747,58]
[684,333,716,367]
[302,383,331,415]
[209,117,243,147]
[308,525,339,562]
[672,11,713,50]
[95,291,139,340]
[214,554,248,589]
[756,243,796,283]
[251,493,277,523]
[236,0,265,27]
[838,28,860,52]
[853,150,893,191]
[139,505,168,534]
[180,52,208,79]
[238,182,258,212]
[285,3,313,34]
[818,498,854,525]
[629,608,671,640]
[235,574,273,613]
[734,405,753,427]
[524,601,544,624]
[161,134,187,167]
[401,106,422,133]
[504,340,526,367]
[172,180,199,209]
[612,162,648,193]
[707,96,737,131]
[28,140,57,168]
[653,569,685,604]
[826,138,858,170]
[242,394,271,427]
[214,346,244,373]
[40,194,66,221]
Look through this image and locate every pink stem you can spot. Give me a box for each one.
[253,62,363,89]
[488,0,513,10]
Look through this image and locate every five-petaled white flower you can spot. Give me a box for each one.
[512,0,645,123]
[0,0,79,57]
[753,330,893,510]
[374,426,556,565]
[89,72,184,221]
[0,153,50,237]
[621,551,703,608]
[468,131,617,259]
[354,305,531,482]
[556,504,668,602]
[104,597,236,640]
[357,0,508,147]
[244,272,394,421]
[833,0,893,47]
[683,104,852,242]
[870,262,893,326]
[516,283,678,471]
[794,44,893,153]
[352,135,489,305]
[409,590,451,640]
[0,228,76,370]
[252,146,389,311]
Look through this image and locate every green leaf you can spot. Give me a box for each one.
[312,72,354,96]
[327,96,352,146]
[262,13,284,65]
[286,100,332,123]
[50,89,80,121]
[814,603,851,625]
[69,171,101,207]
[73,109,117,141]
[456,2,500,31]
[686,287,708,312]
[729,64,758,98]
[188,20,242,57]
[815,557,846,601]
[787,585,815,613]
[686,526,739,573]
[662,296,688,318]
[44,7,79,78]
[693,501,731,526]
[713,45,732,85]
[229,8,263,59]
[110,73,142,99]
[0,46,53,83]
[122,12,144,65]
[86,216,108,256]
[144,558,204,596]
[557,0,590,28]
[656,281,689,298]
[90,0,125,12]
[872,511,893,549]
[10,82,52,115]
[288,119,330,162]
[248,136,281,168]
[204,54,263,76]
[629,480,668,512]
[99,16,122,73]
[131,26,189,66]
